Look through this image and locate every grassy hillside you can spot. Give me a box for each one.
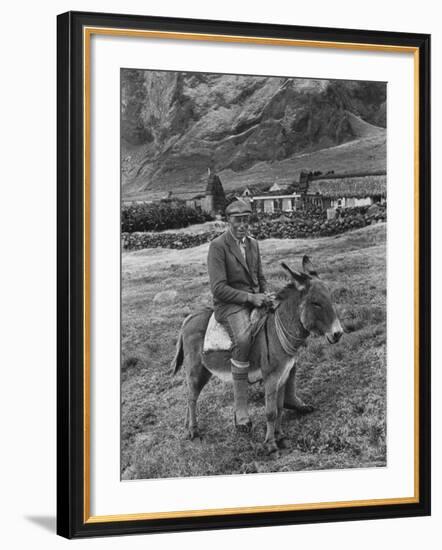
[121,223,387,479]
[218,134,386,194]
[124,133,386,201]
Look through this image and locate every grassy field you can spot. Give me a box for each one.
[121,223,387,480]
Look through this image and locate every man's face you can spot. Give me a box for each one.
[229,214,251,240]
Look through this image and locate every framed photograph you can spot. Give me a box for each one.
[57,11,431,539]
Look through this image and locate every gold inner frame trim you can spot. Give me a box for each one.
[85,496,418,524]
[82,26,420,524]
[85,26,419,53]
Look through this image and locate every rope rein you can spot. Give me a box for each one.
[274,306,308,356]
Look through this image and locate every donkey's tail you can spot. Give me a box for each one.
[170,309,212,375]
[170,313,194,375]
[170,329,184,375]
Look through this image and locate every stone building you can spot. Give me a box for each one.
[251,172,386,214]
[201,170,226,215]
[186,169,226,215]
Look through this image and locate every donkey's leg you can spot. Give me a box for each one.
[275,384,290,449]
[180,309,213,440]
[283,367,314,413]
[275,384,285,436]
[186,362,212,440]
[263,378,279,455]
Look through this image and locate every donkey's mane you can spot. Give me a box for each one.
[275,282,298,302]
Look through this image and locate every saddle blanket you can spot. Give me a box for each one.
[202,309,266,353]
[203,314,231,352]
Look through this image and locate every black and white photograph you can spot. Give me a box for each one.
[121,69,387,480]
[0,0,436,544]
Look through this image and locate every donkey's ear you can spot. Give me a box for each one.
[281,262,311,291]
[302,255,319,278]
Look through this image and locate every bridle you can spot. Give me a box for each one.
[273,303,309,356]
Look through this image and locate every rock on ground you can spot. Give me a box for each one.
[153,290,178,304]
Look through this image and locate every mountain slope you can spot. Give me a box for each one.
[121,72,386,200]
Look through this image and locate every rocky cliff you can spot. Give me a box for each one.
[121,71,386,200]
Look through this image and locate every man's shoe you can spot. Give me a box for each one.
[233,411,253,433]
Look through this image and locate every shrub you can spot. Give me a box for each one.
[122,200,213,232]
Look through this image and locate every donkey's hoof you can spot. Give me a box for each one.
[187,428,201,441]
[265,441,279,456]
[297,403,315,414]
[284,399,315,414]
[277,436,290,449]
[267,447,280,458]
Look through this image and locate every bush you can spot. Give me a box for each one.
[122,200,213,232]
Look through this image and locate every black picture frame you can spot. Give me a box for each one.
[57,10,431,539]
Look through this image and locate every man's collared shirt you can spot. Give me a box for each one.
[229,228,248,260]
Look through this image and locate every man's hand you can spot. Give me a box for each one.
[265,291,277,309]
[248,293,269,308]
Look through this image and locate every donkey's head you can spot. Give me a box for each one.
[280,256,343,344]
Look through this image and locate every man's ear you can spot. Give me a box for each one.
[302,255,319,278]
[281,262,311,291]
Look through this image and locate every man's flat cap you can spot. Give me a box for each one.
[225,199,252,216]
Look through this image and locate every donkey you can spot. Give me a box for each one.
[171,255,343,455]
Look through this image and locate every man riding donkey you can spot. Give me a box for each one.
[207,198,313,432]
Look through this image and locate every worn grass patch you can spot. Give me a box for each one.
[121,223,386,480]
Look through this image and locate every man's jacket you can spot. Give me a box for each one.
[207,230,267,322]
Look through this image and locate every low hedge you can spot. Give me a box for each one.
[122,200,213,232]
